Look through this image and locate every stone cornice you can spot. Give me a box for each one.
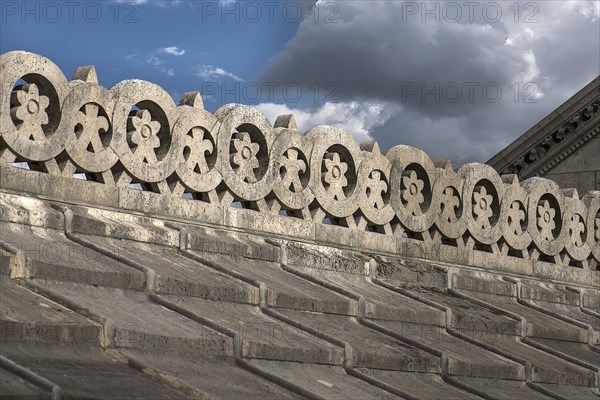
[536,122,600,176]
[1,51,599,285]
[488,77,600,179]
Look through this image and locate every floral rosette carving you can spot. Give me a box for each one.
[522,178,566,257]
[128,109,162,162]
[583,192,600,266]
[388,145,436,234]
[12,84,50,131]
[110,79,180,186]
[459,164,504,245]
[280,148,307,193]
[215,105,275,202]
[308,126,361,219]
[537,200,557,241]
[402,171,425,216]
[231,131,261,183]
[322,152,348,201]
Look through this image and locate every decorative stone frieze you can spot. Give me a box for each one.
[1,51,599,275]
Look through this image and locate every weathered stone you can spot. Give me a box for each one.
[1,51,599,400]
[1,51,599,282]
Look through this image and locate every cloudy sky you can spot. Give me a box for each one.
[2,0,598,164]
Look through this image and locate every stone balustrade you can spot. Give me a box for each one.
[1,51,598,284]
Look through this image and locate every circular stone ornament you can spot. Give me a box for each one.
[62,83,118,173]
[583,192,600,265]
[356,151,394,226]
[500,182,532,251]
[433,168,467,240]
[174,106,222,193]
[271,128,315,211]
[562,196,591,262]
[522,177,566,257]
[459,163,505,245]
[110,80,180,183]
[308,125,362,219]
[0,51,68,161]
[215,105,276,201]
[388,145,437,233]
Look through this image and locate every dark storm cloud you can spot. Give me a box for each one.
[258,1,599,163]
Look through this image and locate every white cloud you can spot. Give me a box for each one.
[196,65,244,82]
[145,55,163,66]
[161,46,186,56]
[255,101,400,143]
[570,0,600,20]
[125,50,174,76]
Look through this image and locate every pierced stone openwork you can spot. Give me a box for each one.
[568,213,585,247]
[280,148,307,193]
[322,152,348,201]
[231,131,261,183]
[11,84,50,135]
[508,201,526,236]
[1,51,598,276]
[402,170,425,216]
[473,186,493,229]
[366,170,387,210]
[74,103,110,153]
[127,109,162,163]
[441,187,461,223]
[184,127,214,175]
[537,199,557,241]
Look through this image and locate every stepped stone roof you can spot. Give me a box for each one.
[1,51,599,400]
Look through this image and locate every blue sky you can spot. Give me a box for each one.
[2,1,599,163]
[1,0,302,106]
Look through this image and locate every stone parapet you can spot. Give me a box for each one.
[1,51,598,285]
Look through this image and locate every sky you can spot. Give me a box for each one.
[2,0,599,164]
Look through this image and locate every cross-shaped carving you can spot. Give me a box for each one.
[185,127,214,174]
[508,201,526,235]
[569,214,585,247]
[366,170,387,210]
[73,103,109,153]
[280,148,306,193]
[441,187,460,223]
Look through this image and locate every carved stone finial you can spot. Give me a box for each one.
[434,159,453,171]
[274,114,297,130]
[501,174,519,185]
[562,188,579,199]
[360,140,381,154]
[71,66,98,83]
[179,92,204,109]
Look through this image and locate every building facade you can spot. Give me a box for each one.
[488,77,600,193]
